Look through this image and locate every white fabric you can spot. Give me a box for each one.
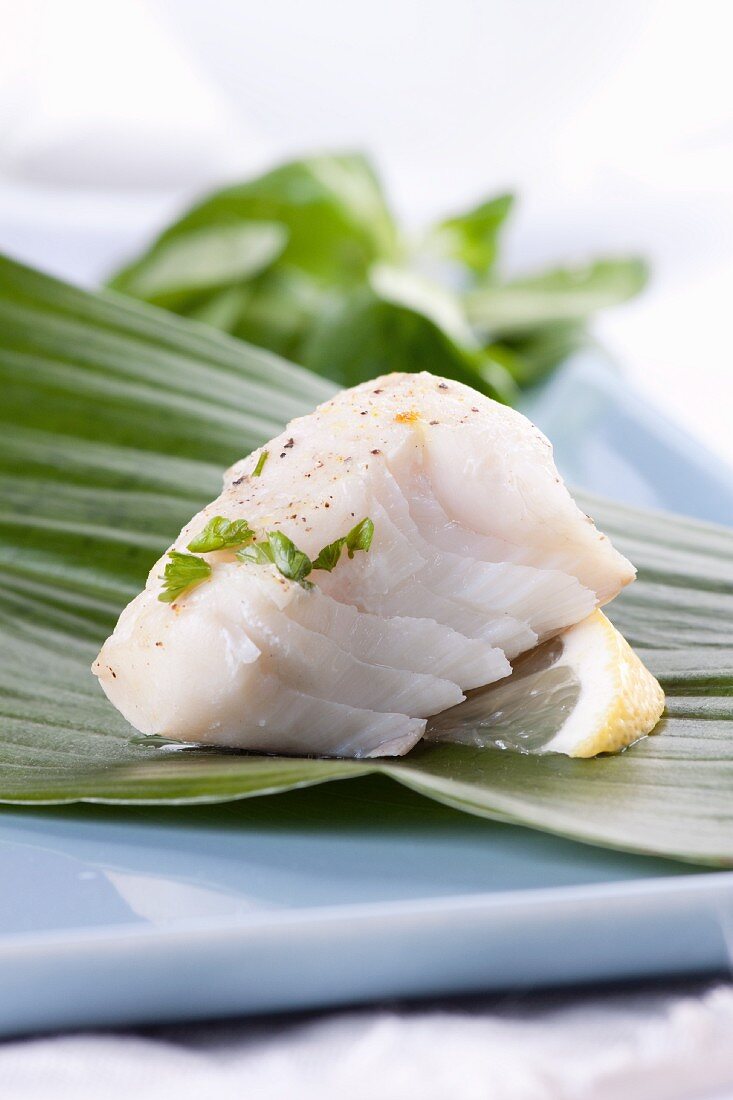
[2,983,733,1100]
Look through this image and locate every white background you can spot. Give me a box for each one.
[0,0,731,459]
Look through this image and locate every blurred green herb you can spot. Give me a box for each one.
[109,153,647,400]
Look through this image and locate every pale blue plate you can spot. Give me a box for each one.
[2,354,732,1038]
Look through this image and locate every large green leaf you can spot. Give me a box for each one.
[2,254,731,865]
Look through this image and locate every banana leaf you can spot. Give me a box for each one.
[1,254,731,865]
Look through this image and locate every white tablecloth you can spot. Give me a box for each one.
[3,981,733,1100]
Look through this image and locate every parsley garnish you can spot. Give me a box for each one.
[237,540,275,566]
[312,517,374,572]
[187,515,254,553]
[160,516,374,602]
[158,551,212,603]
[252,450,269,477]
[238,533,312,586]
[268,530,313,585]
[344,517,374,556]
[311,538,342,573]
[237,517,374,586]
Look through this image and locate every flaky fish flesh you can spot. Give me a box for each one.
[93,372,634,757]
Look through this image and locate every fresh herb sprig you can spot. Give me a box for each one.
[238,531,313,586]
[312,517,374,571]
[186,516,254,553]
[161,515,375,601]
[238,517,374,588]
[265,531,313,585]
[159,551,212,603]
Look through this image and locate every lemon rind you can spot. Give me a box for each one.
[542,610,665,758]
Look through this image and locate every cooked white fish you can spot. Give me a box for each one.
[93,371,634,757]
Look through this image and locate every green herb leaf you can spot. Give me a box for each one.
[311,538,344,573]
[186,516,254,553]
[312,517,374,571]
[267,531,313,585]
[227,267,332,360]
[466,259,648,337]
[302,269,515,402]
[187,285,252,334]
[108,155,400,366]
[424,193,514,278]
[237,541,275,566]
[109,222,287,307]
[252,450,268,477]
[107,155,647,401]
[159,552,212,603]
[485,322,588,389]
[345,516,374,557]
[113,153,398,290]
[239,530,315,586]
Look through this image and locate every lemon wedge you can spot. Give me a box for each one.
[427,610,665,757]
